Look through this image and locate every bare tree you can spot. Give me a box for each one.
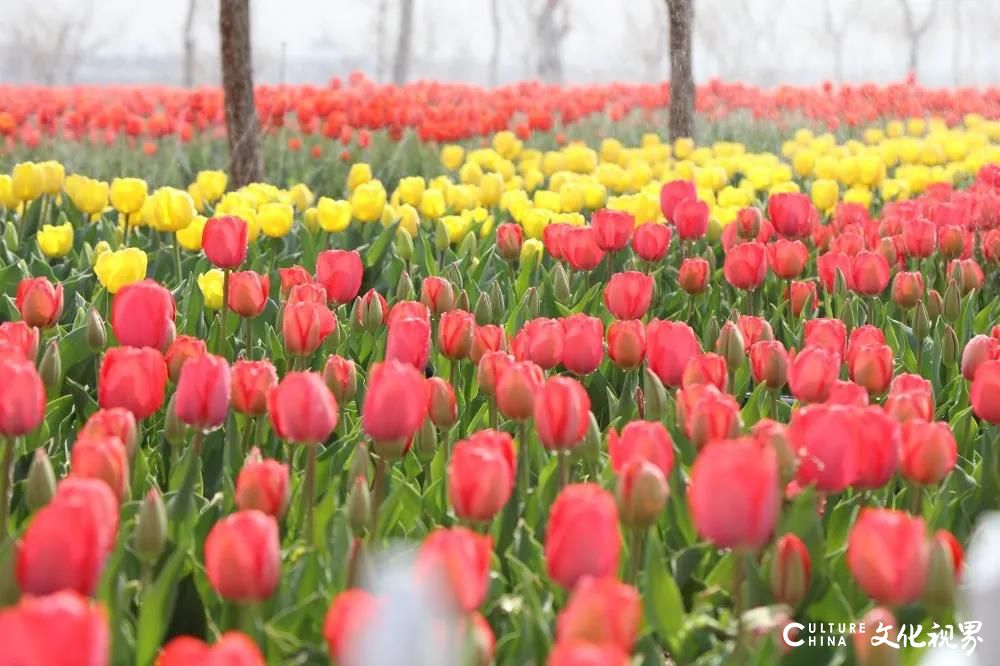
[392,0,415,84]
[219,0,263,187]
[952,0,962,85]
[183,0,199,87]
[626,0,667,81]
[823,0,861,81]
[374,0,389,80]
[667,0,694,139]
[693,0,787,84]
[4,1,107,85]
[897,0,938,79]
[535,0,570,83]
[489,0,502,86]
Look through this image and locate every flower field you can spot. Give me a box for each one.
[2,79,1000,665]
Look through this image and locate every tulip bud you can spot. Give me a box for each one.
[350,442,370,483]
[458,231,477,259]
[395,271,415,302]
[38,339,61,392]
[913,302,930,341]
[703,316,720,350]
[615,459,669,528]
[395,227,414,262]
[360,295,383,334]
[347,475,371,537]
[716,321,745,371]
[579,411,601,463]
[525,287,540,319]
[489,281,506,322]
[25,449,56,512]
[922,536,956,608]
[943,279,961,323]
[942,325,959,366]
[434,219,451,253]
[0,540,16,606]
[412,417,438,463]
[552,263,572,304]
[703,247,717,274]
[926,289,943,321]
[770,534,811,608]
[3,221,18,251]
[86,307,106,352]
[456,289,470,313]
[474,292,493,325]
[643,368,669,422]
[833,267,848,297]
[842,299,856,332]
[164,395,188,447]
[445,263,465,291]
[134,489,168,563]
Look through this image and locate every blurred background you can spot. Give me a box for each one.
[2,0,996,87]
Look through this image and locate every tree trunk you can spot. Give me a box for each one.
[666,0,695,140]
[375,0,388,80]
[392,0,415,85]
[489,0,501,86]
[183,0,198,87]
[536,0,565,83]
[952,0,961,85]
[908,38,919,79]
[219,0,263,188]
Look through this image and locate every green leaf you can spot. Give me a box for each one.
[644,531,685,653]
[135,547,188,666]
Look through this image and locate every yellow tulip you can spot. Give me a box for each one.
[420,188,447,219]
[520,238,543,267]
[176,215,207,252]
[459,160,483,185]
[794,128,814,145]
[237,208,261,243]
[600,138,624,163]
[521,207,551,239]
[317,197,352,233]
[198,269,225,309]
[187,183,207,213]
[523,169,545,193]
[810,179,839,212]
[478,173,503,207]
[906,118,927,136]
[446,184,478,212]
[303,207,319,233]
[843,186,872,209]
[195,170,228,202]
[350,181,387,223]
[94,247,148,293]
[533,190,561,213]
[492,131,522,160]
[559,183,585,213]
[37,222,74,258]
[288,183,314,212]
[717,186,751,208]
[441,215,468,245]
[396,203,420,237]
[92,241,111,267]
[564,144,597,174]
[674,137,695,160]
[769,181,800,195]
[857,155,885,187]
[478,215,495,238]
[11,162,43,202]
[38,161,65,195]
[152,188,195,232]
[0,175,16,208]
[397,176,426,207]
[347,163,373,192]
[552,212,586,227]
[66,177,109,216]
[441,145,465,171]
[792,150,815,177]
[258,202,295,238]
[583,182,607,209]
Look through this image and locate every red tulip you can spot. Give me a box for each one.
[477,351,514,397]
[16,277,63,328]
[203,215,248,269]
[495,360,544,419]
[723,242,768,290]
[900,420,957,485]
[426,377,458,428]
[646,320,701,388]
[851,251,891,296]
[934,529,964,578]
[560,314,604,375]
[438,309,475,360]
[0,591,109,666]
[735,206,763,238]
[324,589,379,666]
[0,321,40,361]
[496,222,524,261]
[227,270,270,318]
[110,279,176,351]
[545,483,620,588]
[511,318,563,369]
[767,239,808,279]
[70,435,129,501]
[768,192,812,238]
[79,408,138,459]
[387,299,431,328]
[607,319,645,369]
[591,208,634,252]
[847,508,929,605]
[847,344,894,395]
[631,223,671,261]
[737,315,773,351]
[683,384,741,449]
[420,276,455,316]
[803,318,847,359]
[323,355,357,403]
[236,447,290,517]
[817,251,854,292]
[673,198,709,240]
[175,353,231,430]
[386,314,431,369]
[416,527,492,611]
[852,406,899,489]
[688,436,780,548]
[771,534,811,607]
[681,352,728,392]
[848,324,885,352]
[204,510,280,602]
[315,249,363,305]
[788,346,839,403]
[885,373,935,422]
[158,632,265,666]
[786,280,818,317]
[891,271,924,309]
[164,334,206,383]
[278,265,312,296]
[362,360,428,445]
[547,642,630,666]
[971,359,1000,423]
[98,347,167,419]
[949,258,985,295]
[448,429,516,522]
[535,376,591,450]
[659,179,696,223]
[0,358,45,437]
[556,577,640,652]
[544,223,571,261]
[789,404,859,492]
[938,224,968,259]
[901,218,936,258]
[750,340,789,390]
[287,282,327,305]
[563,227,606,272]
[470,324,506,364]
[230,359,278,416]
[826,379,870,407]
[607,420,674,478]
[604,271,654,320]
[282,301,336,357]
[677,257,709,294]
[268,371,337,444]
[961,334,1000,381]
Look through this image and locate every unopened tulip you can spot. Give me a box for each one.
[362,360,428,450]
[133,489,167,564]
[70,435,129,501]
[282,301,337,357]
[448,430,516,522]
[971,359,1000,424]
[15,277,63,329]
[789,403,861,492]
[98,347,167,419]
[511,318,563,369]
[204,510,280,602]
[673,198,709,240]
[737,315,773,351]
[470,325,506,364]
[592,209,634,252]
[426,377,458,429]
[660,179,696,223]
[677,257,709,294]
[563,226,606,271]
[164,335,206,383]
[803,318,847,359]
[315,250,363,305]
[323,355,357,404]
[767,239,808,279]
[851,251,890,296]
[477,351,515,397]
[646,320,701,388]
[545,484,620,588]
[386,314,431,370]
[949,258,985,295]
[268,372,337,444]
[902,218,936,258]
[175,353,230,431]
[110,279,176,351]
[750,340,788,390]
[608,420,674,478]
[853,607,900,666]
[496,223,524,261]
[847,344,894,395]
[631,222,671,261]
[604,272,654,320]
[236,448,290,517]
[227,270,269,318]
[202,215,248,269]
[788,346,840,403]
[846,508,929,605]
[787,280,818,317]
[556,576,640,652]
[724,241,768,290]
[25,449,56,511]
[560,314,604,375]
[421,276,455,316]
[535,377,591,451]
[615,459,669,528]
[768,192,812,238]
[416,527,492,612]
[438,310,475,360]
[607,320,645,370]
[684,385,741,449]
[681,353,728,392]
[961,334,1000,381]
[714,320,745,371]
[0,591,109,665]
[852,407,900,489]
[78,408,138,460]
[0,359,45,437]
[770,534,811,607]
[85,308,106,352]
[230,359,278,417]
[157,632,265,666]
[278,265,312,297]
[323,589,379,666]
[900,420,957,485]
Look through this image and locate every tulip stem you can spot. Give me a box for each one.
[173,241,183,286]
[867,297,876,326]
[243,317,253,360]
[370,455,389,538]
[770,389,779,421]
[910,485,923,516]
[489,399,498,430]
[220,269,231,357]
[627,527,645,584]
[517,420,530,497]
[0,437,13,542]
[732,550,748,664]
[302,445,318,544]
[556,451,569,489]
